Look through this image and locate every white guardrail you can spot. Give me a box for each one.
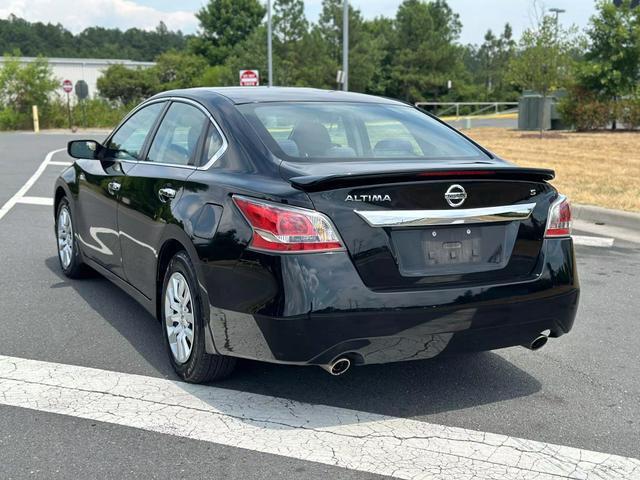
[415,102,519,118]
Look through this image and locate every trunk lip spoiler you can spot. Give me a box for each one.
[354,202,537,227]
[288,167,555,191]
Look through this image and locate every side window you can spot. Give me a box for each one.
[107,102,164,160]
[202,123,225,164]
[147,102,207,166]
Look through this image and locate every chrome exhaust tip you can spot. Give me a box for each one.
[321,357,352,376]
[524,334,548,351]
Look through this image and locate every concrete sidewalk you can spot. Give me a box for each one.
[573,204,640,245]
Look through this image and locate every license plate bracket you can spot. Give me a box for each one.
[391,223,518,277]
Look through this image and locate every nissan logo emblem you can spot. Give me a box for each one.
[444,184,467,208]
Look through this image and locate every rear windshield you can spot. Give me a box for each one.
[238,102,488,161]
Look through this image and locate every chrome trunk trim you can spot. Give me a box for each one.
[354,203,536,227]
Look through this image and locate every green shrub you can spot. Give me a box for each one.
[38,98,133,129]
[0,107,26,129]
[0,55,58,130]
[558,87,612,131]
[620,97,640,129]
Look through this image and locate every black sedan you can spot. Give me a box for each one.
[55,87,579,382]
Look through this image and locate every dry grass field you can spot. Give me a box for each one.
[463,128,640,212]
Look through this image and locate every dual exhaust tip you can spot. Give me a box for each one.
[321,357,351,376]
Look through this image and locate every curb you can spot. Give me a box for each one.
[573,204,640,231]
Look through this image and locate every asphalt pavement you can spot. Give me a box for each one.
[0,131,638,479]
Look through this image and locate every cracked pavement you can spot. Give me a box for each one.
[0,354,638,480]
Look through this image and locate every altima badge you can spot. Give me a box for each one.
[345,194,391,202]
[444,184,467,208]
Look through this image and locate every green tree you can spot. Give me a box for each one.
[197,65,229,87]
[0,55,58,129]
[389,0,466,102]
[473,24,517,100]
[220,25,268,86]
[154,51,209,90]
[578,0,640,129]
[190,0,265,65]
[0,15,188,61]
[96,64,158,105]
[317,0,390,93]
[273,0,308,85]
[507,14,576,135]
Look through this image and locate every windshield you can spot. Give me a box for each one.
[238,102,488,162]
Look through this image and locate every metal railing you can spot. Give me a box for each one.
[415,102,519,118]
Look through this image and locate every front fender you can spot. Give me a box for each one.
[53,165,79,219]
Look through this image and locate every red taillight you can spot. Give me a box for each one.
[232,195,345,253]
[545,195,572,238]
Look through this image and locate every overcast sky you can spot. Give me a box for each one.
[0,0,597,45]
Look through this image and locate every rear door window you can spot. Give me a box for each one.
[147,102,207,166]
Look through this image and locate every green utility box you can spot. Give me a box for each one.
[518,91,568,131]
[518,93,553,130]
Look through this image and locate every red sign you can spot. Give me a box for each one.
[239,70,259,87]
[62,79,73,93]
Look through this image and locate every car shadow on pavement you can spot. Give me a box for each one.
[45,256,173,377]
[45,256,541,420]
[222,353,541,419]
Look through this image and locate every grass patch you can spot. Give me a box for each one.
[463,128,640,212]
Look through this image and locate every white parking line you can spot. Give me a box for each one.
[0,355,637,480]
[48,160,73,166]
[0,148,64,221]
[16,196,54,206]
[572,235,616,248]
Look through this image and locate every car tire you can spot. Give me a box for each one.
[55,197,90,278]
[161,251,236,383]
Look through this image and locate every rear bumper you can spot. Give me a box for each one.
[203,238,579,365]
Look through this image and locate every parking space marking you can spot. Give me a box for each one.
[0,148,64,221]
[572,235,616,248]
[17,196,54,206]
[48,161,73,166]
[0,355,637,480]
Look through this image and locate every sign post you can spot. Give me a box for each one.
[75,80,89,128]
[239,70,260,87]
[62,79,73,130]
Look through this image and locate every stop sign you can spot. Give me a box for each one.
[239,70,259,87]
[62,79,73,93]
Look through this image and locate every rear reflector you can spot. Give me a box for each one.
[232,195,344,253]
[545,195,572,238]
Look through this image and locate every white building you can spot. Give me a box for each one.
[0,56,155,99]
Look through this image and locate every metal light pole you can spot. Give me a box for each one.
[342,0,349,91]
[267,0,273,87]
[549,7,566,36]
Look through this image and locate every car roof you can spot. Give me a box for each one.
[166,87,407,106]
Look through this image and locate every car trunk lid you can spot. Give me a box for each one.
[282,161,556,290]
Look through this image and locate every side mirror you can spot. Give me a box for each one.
[68,140,103,160]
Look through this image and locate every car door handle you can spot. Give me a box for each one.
[158,187,177,203]
[107,181,121,195]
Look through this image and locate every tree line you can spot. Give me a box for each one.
[0,15,187,61]
[2,0,640,131]
[96,0,522,104]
